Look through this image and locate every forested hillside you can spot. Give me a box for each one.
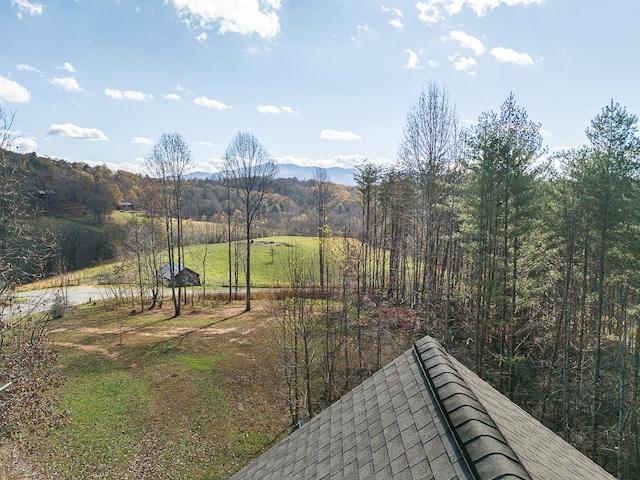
[14,148,361,225]
[0,146,360,274]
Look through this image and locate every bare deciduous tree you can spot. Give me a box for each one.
[313,167,333,292]
[223,131,277,312]
[398,82,460,309]
[0,108,65,446]
[145,133,192,317]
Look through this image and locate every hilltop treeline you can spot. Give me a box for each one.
[1,148,361,273]
[15,150,361,228]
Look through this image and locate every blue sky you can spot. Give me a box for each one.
[1,0,639,175]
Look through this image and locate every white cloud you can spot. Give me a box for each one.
[257,104,281,114]
[176,85,193,94]
[466,0,545,16]
[263,0,282,8]
[198,141,216,147]
[320,129,362,141]
[192,158,224,173]
[449,53,478,73]
[16,63,41,73]
[448,31,485,56]
[12,0,44,19]
[49,77,84,92]
[417,0,544,23]
[104,88,154,101]
[131,136,154,145]
[381,6,404,29]
[257,104,298,114]
[169,0,281,39]
[403,49,421,70]
[194,96,231,110]
[384,7,402,16]
[48,123,108,141]
[0,76,31,103]
[491,46,534,65]
[164,93,182,101]
[416,2,445,24]
[428,59,440,68]
[245,44,272,54]
[13,136,38,152]
[350,23,370,44]
[196,32,208,43]
[56,62,75,73]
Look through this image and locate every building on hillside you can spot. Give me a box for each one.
[157,263,201,288]
[116,201,134,211]
[36,189,57,212]
[230,335,615,480]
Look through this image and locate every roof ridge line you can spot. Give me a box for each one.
[413,336,532,480]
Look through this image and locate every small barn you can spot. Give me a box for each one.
[157,263,201,288]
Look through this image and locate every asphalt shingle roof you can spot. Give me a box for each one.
[455,358,614,480]
[415,337,530,480]
[157,263,187,280]
[230,335,616,480]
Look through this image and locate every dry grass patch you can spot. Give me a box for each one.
[19,299,288,479]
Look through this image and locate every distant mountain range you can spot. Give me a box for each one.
[186,163,358,186]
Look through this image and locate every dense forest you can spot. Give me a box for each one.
[2,82,640,477]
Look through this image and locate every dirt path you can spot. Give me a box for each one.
[50,308,262,358]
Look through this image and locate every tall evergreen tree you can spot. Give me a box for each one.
[462,93,544,391]
[568,100,640,460]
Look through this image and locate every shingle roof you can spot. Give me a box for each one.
[157,263,201,286]
[415,337,530,480]
[454,358,613,480]
[230,335,615,480]
[157,263,187,280]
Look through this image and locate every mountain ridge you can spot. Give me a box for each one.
[187,163,358,186]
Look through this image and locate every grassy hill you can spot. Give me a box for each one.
[4,234,393,479]
[24,235,344,290]
[182,236,323,288]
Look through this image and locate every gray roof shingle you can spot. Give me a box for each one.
[230,336,616,480]
[454,358,614,480]
[415,336,531,480]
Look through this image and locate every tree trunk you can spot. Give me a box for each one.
[245,218,251,312]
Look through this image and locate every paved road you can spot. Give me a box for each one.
[1,286,252,319]
[2,286,108,319]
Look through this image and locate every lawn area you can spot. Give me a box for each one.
[183,236,320,288]
[22,235,327,290]
[24,298,288,479]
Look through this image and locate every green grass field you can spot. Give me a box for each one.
[182,236,322,287]
[5,234,394,478]
[25,235,345,290]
